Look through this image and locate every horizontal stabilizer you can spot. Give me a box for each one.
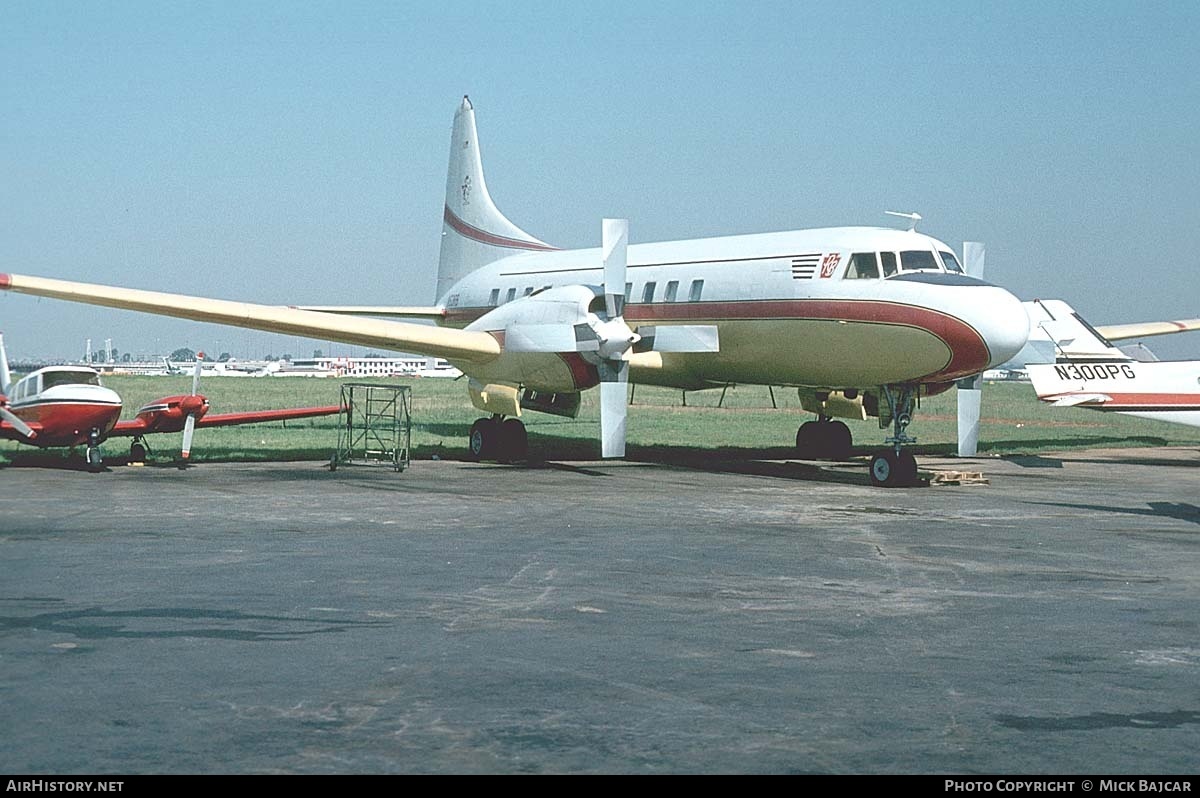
[1050,393,1112,407]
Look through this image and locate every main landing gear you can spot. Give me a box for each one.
[129,436,149,464]
[468,415,528,462]
[795,416,853,461]
[869,385,920,488]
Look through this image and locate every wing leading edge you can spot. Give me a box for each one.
[0,274,499,363]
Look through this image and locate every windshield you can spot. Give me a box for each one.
[899,250,941,272]
[41,371,101,390]
[939,251,964,273]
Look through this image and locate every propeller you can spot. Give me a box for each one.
[180,357,205,460]
[956,242,985,456]
[0,401,36,440]
[0,332,36,440]
[501,219,718,458]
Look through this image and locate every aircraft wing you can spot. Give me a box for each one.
[1096,318,1200,341]
[193,405,342,428]
[293,305,447,319]
[0,273,500,363]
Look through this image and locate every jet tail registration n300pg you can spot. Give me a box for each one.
[0,97,1029,486]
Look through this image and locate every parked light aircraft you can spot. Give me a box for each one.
[1021,300,1200,429]
[0,97,1032,485]
[955,296,1200,455]
[0,335,341,469]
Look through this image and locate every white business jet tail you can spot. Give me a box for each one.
[436,97,557,300]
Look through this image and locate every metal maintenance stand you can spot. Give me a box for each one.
[329,383,412,472]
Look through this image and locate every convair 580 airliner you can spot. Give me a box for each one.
[0,97,1030,485]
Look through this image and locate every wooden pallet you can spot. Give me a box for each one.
[927,470,989,486]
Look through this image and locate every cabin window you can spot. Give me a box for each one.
[642,282,657,303]
[880,252,898,277]
[624,282,632,302]
[523,286,534,296]
[488,288,500,306]
[939,251,964,273]
[899,250,941,272]
[689,279,704,302]
[664,280,679,302]
[844,252,880,279]
[505,287,517,303]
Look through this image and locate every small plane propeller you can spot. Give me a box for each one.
[0,400,36,440]
[180,357,207,461]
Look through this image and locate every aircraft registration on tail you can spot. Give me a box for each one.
[0,97,1032,485]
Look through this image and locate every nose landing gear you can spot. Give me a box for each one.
[870,385,921,488]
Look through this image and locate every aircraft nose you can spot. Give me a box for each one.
[971,285,1029,369]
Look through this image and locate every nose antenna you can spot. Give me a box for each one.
[884,210,922,232]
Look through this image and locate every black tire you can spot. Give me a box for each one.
[795,422,817,457]
[130,442,147,463]
[870,449,919,487]
[468,418,495,460]
[826,420,853,461]
[500,418,528,462]
[86,447,103,472]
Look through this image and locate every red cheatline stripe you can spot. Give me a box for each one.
[1061,392,1200,407]
[443,206,559,252]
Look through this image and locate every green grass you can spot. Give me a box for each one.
[3,376,1199,466]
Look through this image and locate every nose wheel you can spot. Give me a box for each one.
[85,428,104,472]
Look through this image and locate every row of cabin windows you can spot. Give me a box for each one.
[843,249,964,279]
[487,279,705,307]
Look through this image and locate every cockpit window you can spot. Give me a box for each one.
[899,250,941,272]
[844,252,880,279]
[880,252,898,277]
[938,251,964,273]
[41,371,101,390]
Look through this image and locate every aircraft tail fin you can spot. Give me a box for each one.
[436,97,556,300]
[1026,299,1129,361]
[0,333,11,395]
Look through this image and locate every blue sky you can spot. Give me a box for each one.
[2,1,1198,359]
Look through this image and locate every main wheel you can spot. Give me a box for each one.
[500,418,528,462]
[825,420,853,461]
[468,418,494,460]
[86,446,104,472]
[129,442,147,463]
[795,421,818,457]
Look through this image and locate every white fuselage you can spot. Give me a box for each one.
[437,226,1028,394]
[1028,360,1200,428]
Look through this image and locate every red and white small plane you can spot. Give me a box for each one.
[1023,301,1200,429]
[0,335,341,469]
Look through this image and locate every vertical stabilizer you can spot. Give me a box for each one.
[437,97,556,300]
[0,333,11,395]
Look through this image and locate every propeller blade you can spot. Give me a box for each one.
[191,358,202,396]
[956,375,982,457]
[181,414,196,460]
[0,332,12,396]
[0,404,35,440]
[602,218,628,319]
[634,325,719,353]
[963,242,986,278]
[598,361,628,459]
[505,323,598,353]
